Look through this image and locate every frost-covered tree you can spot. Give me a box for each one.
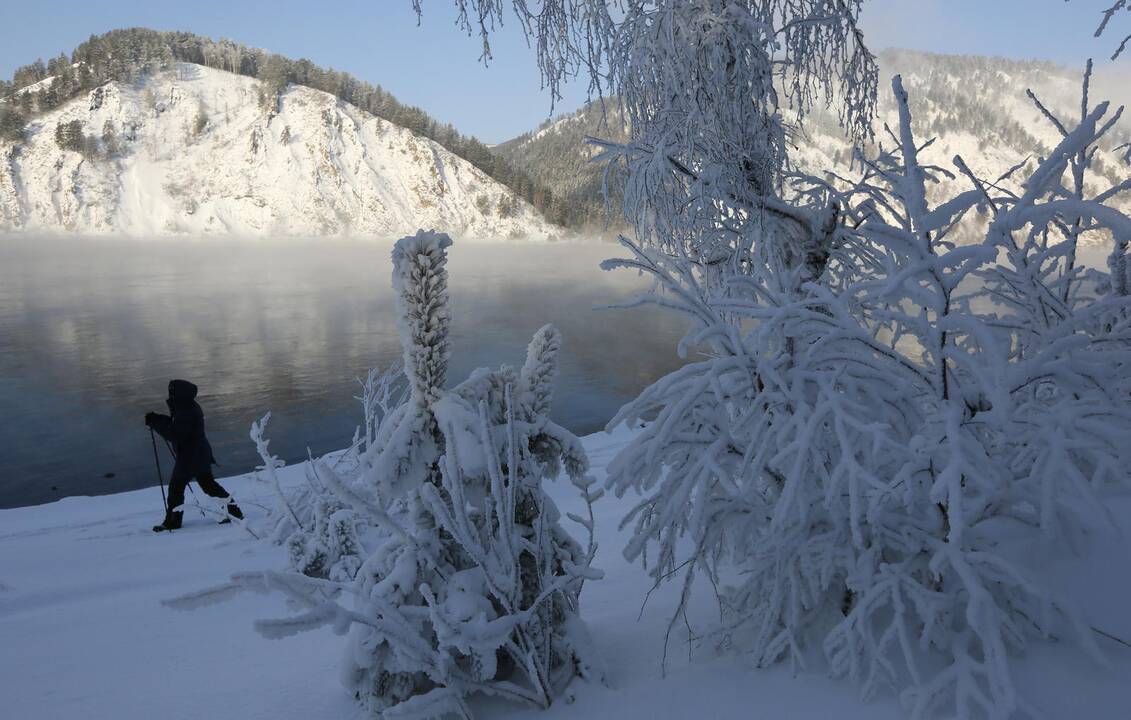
[602,70,1131,718]
[424,1,877,266]
[171,231,603,719]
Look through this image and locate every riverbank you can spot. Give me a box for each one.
[1,428,1128,719]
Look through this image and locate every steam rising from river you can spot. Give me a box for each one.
[0,237,686,507]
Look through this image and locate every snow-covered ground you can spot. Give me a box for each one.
[1,427,1128,720]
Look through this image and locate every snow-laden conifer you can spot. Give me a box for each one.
[171,231,602,719]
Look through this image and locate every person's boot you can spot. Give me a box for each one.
[153,510,183,533]
[218,502,243,524]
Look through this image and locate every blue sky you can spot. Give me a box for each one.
[0,0,1126,143]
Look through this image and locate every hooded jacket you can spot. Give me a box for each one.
[149,379,216,475]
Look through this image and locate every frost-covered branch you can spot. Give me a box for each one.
[250,412,302,536]
[1094,0,1131,59]
[422,1,876,273]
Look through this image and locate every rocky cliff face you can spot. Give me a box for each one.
[0,63,560,240]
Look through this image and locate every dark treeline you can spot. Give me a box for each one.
[0,28,569,225]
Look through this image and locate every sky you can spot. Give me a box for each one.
[0,0,1127,144]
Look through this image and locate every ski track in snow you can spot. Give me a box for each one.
[1,428,1128,719]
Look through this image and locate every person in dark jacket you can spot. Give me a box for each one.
[145,379,242,532]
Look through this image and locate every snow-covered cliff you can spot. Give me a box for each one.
[0,63,560,240]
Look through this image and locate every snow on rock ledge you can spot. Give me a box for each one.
[0,63,560,241]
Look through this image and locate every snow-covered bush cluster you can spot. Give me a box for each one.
[173,231,603,719]
[421,3,1131,716]
[603,71,1131,718]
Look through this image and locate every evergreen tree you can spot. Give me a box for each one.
[0,107,26,142]
[53,119,85,153]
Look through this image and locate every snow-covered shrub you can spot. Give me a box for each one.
[249,359,406,553]
[172,230,602,719]
[603,73,1131,718]
[280,499,350,580]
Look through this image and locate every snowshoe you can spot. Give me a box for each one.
[153,511,183,532]
[218,502,244,524]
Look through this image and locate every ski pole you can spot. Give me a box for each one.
[149,428,167,511]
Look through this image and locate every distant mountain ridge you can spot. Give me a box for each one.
[0,63,558,239]
[493,48,1131,233]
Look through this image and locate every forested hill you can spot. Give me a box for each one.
[0,65,557,238]
[0,27,560,224]
[494,48,1131,232]
[493,104,628,231]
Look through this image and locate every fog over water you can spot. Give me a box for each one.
[0,237,688,509]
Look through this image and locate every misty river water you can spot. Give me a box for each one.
[0,237,688,508]
[3,238,1115,510]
